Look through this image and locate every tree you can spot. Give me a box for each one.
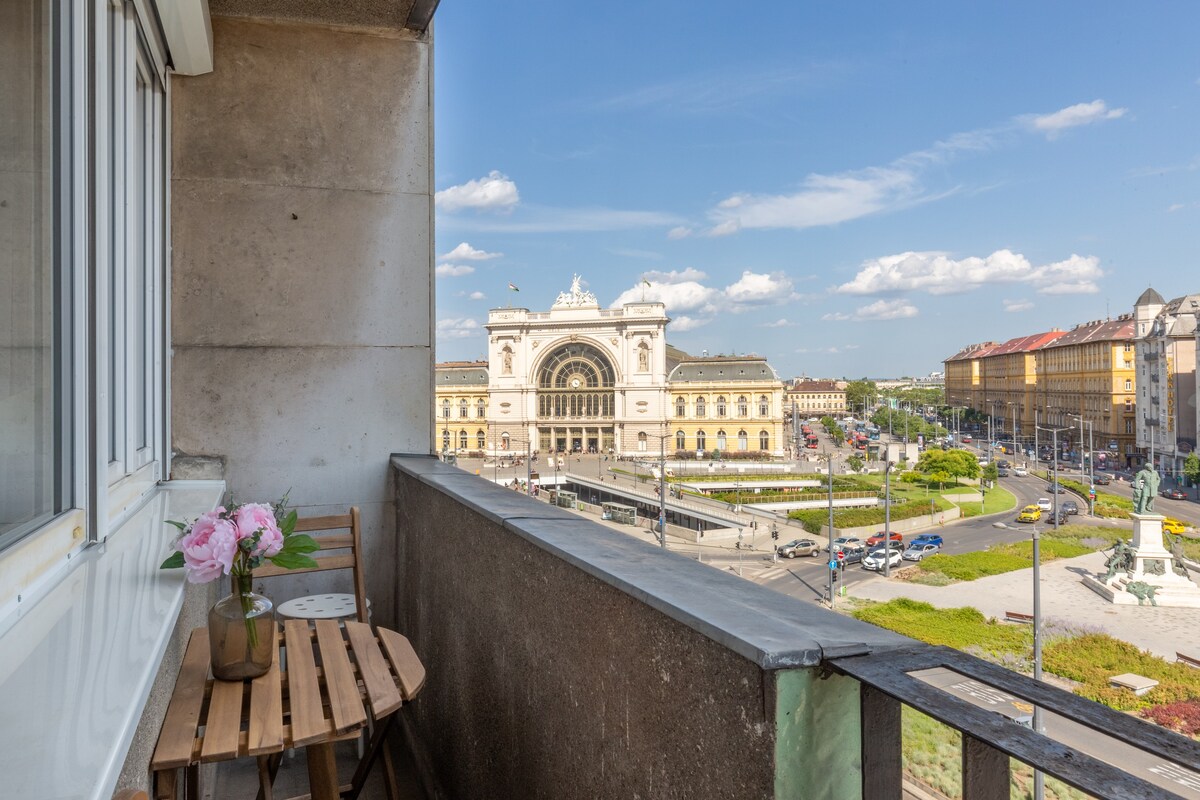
[846,454,864,473]
[1184,453,1200,494]
[982,462,999,487]
[845,379,877,416]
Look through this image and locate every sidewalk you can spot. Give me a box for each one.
[848,551,1195,660]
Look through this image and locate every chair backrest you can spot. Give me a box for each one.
[252,507,368,623]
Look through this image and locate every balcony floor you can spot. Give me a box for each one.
[204,738,426,800]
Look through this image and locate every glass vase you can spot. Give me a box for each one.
[208,573,275,680]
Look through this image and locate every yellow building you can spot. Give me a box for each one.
[666,356,786,458]
[784,380,847,417]
[1034,316,1138,469]
[944,341,999,413]
[435,361,490,454]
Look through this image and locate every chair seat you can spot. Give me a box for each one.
[277,593,371,620]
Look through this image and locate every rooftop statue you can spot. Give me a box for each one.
[553,274,599,308]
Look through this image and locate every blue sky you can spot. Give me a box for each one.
[433,2,1200,379]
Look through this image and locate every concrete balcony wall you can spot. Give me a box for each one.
[170,14,435,629]
[391,456,909,800]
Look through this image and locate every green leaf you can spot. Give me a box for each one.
[166,519,187,531]
[281,509,297,537]
[160,552,186,569]
[268,552,319,570]
[279,533,319,554]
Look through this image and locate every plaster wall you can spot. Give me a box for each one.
[170,15,435,627]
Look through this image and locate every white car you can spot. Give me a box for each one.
[1013,467,1028,477]
[1036,497,1053,512]
[862,547,903,571]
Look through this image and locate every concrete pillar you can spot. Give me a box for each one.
[170,15,434,627]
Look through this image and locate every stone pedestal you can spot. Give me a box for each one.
[1082,513,1200,607]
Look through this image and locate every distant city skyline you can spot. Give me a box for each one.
[434,2,1200,377]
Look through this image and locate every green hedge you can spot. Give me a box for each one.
[1044,634,1200,711]
[787,496,953,533]
[1047,475,1132,519]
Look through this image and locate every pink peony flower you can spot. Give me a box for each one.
[234,502,284,558]
[179,511,240,583]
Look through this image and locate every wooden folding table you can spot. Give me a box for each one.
[151,619,424,800]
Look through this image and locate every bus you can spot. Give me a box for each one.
[805,434,819,449]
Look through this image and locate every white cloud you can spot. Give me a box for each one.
[667,226,693,240]
[436,263,475,277]
[822,299,917,321]
[439,204,684,233]
[440,242,503,261]
[469,291,486,300]
[610,268,797,315]
[436,318,481,339]
[669,315,708,332]
[609,247,663,260]
[700,101,1125,236]
[859,298,919,320]
[1027,100,1127,139]
[435,171,520,212]
[762,318,797,328]
[706,167,923,233]
[725,271,796,304]
[1004,299,1034,312]
[834,249,1103,296]
[1168,203,1186,212]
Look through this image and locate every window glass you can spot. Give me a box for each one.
[1,0,72,549]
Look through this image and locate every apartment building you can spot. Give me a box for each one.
[1134,288,1200,475]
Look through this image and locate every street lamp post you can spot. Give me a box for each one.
[883,461,893,578]
[1031,521,1045,800]
[1071,415,1095,515]
[1038,425,1070,533]
[825,449,836,607]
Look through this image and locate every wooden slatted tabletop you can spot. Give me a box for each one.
[151,620,424,799]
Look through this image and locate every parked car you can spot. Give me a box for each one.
[862,547,904,571]
[1018,505,1042,523]
[1093,473,1111,485]
[777,539,821,558]
[1163,518,1190,535]
[834,545,866,565]
[1161,488,1189,501]
[865,531,904,548]
[828,536,863,552]
[961,435,973,443]
[1013,467,1028,477]
[902,542,941,561]
[911,534,944,548]
[1035,498,1053,512]
[1061,500,1079,515]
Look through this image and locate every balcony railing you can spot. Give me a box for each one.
[390,455,1200,800]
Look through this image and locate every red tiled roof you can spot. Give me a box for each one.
[944,342,1001,362]
[1036,317,1134,349]
[987,331,1066,356]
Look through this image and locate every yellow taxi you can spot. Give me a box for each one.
[1017,505,1041,523]
[1163,518,1190,535]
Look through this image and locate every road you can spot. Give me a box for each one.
[454,435,1140,607]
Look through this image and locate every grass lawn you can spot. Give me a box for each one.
[851,598,1030,659]
[946,484,1017,518]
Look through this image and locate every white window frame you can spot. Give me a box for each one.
[2,0,171,611]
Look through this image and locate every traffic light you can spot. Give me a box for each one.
[771,528,779,541]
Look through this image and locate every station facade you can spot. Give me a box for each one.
[435,277,786,458]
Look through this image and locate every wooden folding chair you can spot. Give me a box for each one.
[256,507,369,624]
